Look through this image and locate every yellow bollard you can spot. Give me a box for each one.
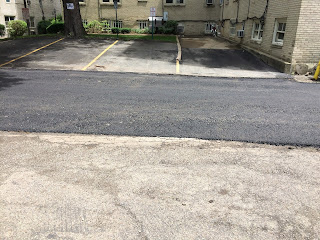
[314,61,320,80]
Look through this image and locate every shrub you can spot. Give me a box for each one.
[86,20,103,33]
[111,27,120,34]
[8,20,27,37]
[120,28,131,34]
[37,20,51,34]
[0,24,5,36]
[49,14,63,24]
[161,27,175,34]
[100,20,110,32]
[133,28,149,34]
[46,22,64,34]
[163,20,178,34]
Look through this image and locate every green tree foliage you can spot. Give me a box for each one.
[46,23,64,33]
[8,20,27,37]
[0,24,5,36]
[37,20,51,34]
[85,20,103,33]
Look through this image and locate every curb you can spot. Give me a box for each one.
[176,35,182,61]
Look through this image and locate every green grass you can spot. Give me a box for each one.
[86,34,177,43]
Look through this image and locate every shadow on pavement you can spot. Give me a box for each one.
[0,70,24,91]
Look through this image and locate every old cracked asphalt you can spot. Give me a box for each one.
[1,131,320,239]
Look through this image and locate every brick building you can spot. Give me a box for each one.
[79,0,219,35]
[216,0,320,73]
[78,0,319,73]
[0,0,62,37]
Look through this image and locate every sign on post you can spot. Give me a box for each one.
[22,8,30,20]
[150,7,156,17]
[66,3,74,10]
[114,0,118,9]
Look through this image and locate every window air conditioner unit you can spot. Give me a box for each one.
[177,26,184,34]
[206,0,213,5]
[237,30,244,38]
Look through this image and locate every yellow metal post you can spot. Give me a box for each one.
[314,61,320,80]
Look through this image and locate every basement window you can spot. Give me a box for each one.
[230,22,236,36]
[251,21,263,41]
[138,21,148,29]
[272,19,286,46]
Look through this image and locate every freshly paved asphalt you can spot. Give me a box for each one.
[1,69,320,147]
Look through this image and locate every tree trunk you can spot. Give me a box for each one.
[62,0,86,37]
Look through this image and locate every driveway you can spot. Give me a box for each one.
[179,37,288,78]
[0,37,177,74]
[0,36,289,78]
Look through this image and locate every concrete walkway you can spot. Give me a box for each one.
[1,131,319,239]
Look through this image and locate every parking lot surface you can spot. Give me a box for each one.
[180,37,287,78]
[0,36,287,78]
[0,37,177,74]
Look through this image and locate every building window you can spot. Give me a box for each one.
[113,20,122,28]
[251,21,263,41]
[166,0,173,3]
[103,20,122,28]
[205,22,215,34]
[30,17,35,28]
[138,21,147,29]
[230,22,236,36]
[82,19,88,27]
[102,0,120,3]
[6,0,10,3]
[273,19,286,46]
[5,16,15,26]
[79,0,84,2]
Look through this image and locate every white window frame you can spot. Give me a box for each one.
[272,19,286,46]
[5,16,15,27]
[138,20,148,29]
[101,0,121,5]
[205,22,215,34]
[251,21,263,41]
[29,16,35,28]
[6,0,11,3]
[82,19,88,26]
[230,22,236,36]
[164,0,185,5]
[103,20,122,28]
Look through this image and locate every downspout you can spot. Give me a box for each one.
[98,0,101,20]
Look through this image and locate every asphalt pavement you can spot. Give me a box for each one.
[1,69,320,147]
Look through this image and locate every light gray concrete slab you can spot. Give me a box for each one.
[1,131,320,239]
[88,40,177,75]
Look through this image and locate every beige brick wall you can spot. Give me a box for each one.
[80,0,219,34]
[0,0,61,36]
[219,0,302,64]
[292,0,320,67]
